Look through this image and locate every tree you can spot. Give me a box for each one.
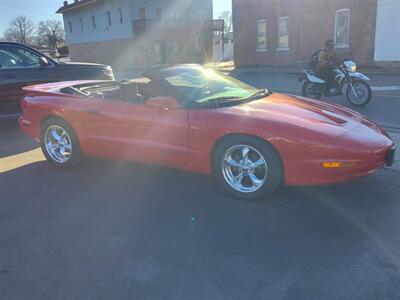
[36,19,65,48]
[4,16,36,44]
[219,10,232,35]
[214,10,232,43]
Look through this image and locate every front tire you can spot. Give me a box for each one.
[212,136,283,200]
[41,118,82,168]
[346,80,372,107]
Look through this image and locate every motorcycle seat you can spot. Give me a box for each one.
[306,70,319,76]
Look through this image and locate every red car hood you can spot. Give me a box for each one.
[230,93,364,125]
[218,93,391,143]
[222,93,377,128]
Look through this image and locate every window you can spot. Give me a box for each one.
[0,46,42,69]
[91,15,96,29]
[139,8,146,19]
[68,21,72,33]
[106,11,111,26]
[334,9,350,47]
[156,8,162,20]
[256,20,267,51]
[172,10,177,20]
[277,17,289,50]
[79,18,84,31]
[118,8,123,24]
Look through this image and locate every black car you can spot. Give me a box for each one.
[0,42,114,119]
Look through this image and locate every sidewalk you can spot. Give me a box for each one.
[113,61,400,80]
[209,61,400,76]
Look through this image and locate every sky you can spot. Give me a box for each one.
[0,0,231,35]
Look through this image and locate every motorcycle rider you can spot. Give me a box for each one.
[316,39,337,96]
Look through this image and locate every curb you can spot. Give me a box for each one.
[210,64,400,76]
[225,68,400,77]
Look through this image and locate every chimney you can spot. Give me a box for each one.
[74,0,79,3]
[63,1,68,6]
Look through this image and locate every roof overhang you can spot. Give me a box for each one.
[56,0,99,14]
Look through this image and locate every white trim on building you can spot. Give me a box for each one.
[277,16,289,51]
[256,19,267,51]
[334,8,350,48]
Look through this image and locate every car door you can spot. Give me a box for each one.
[0,45,55,116]
[82,94,190,169]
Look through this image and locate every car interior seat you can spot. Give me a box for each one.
[121,82,145,104]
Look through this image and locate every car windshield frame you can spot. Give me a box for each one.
[151,66,269,108]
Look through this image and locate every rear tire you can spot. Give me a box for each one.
[302,81,322,99]
[212,136,283,200]
[41,118,82,168]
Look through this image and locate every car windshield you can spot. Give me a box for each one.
[163,67,263,106]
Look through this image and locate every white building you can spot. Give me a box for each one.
[57,0,213,67]
[374,0,400,65]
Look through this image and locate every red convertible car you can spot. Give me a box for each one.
[19,65,396,199]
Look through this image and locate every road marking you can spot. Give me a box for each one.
[0,148,45,174]
[274,88,301,92]
[371,86,400,91]
[373,94,400,98]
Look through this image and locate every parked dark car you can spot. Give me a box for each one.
[0,42,114,119]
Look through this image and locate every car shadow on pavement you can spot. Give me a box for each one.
[2,156,398,213]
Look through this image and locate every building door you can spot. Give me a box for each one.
[139,8,146,19]
[156,8,162,20]
[160,41,168,64]
[153,42,162,64]
[374,0,400,62]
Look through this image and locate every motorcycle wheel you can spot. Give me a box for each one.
[302,81,322,99]
[346,80,372,107]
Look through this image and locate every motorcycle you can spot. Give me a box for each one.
[299,60,372,107]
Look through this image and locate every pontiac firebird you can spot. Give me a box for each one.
[19,65,396,199]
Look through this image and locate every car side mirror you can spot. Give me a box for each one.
[39,56,50,67]
[146,96,180,110]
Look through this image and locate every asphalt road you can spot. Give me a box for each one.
[1,73,400,300]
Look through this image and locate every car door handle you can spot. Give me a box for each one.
[85,109,100,115]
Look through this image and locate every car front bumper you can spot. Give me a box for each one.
[385,144,397,167]
[284,140,396,186]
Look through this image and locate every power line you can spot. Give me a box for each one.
[0,1,54,16]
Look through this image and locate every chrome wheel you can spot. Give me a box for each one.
[347,82,370,105]
[221,144,268,193]
[44,125,72,163]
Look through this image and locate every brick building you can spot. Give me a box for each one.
[57,0,213,68]
[232,0,378,67]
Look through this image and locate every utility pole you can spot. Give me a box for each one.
[222,26,225,61]
[213,19,225,62]
[53,30,60,62]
